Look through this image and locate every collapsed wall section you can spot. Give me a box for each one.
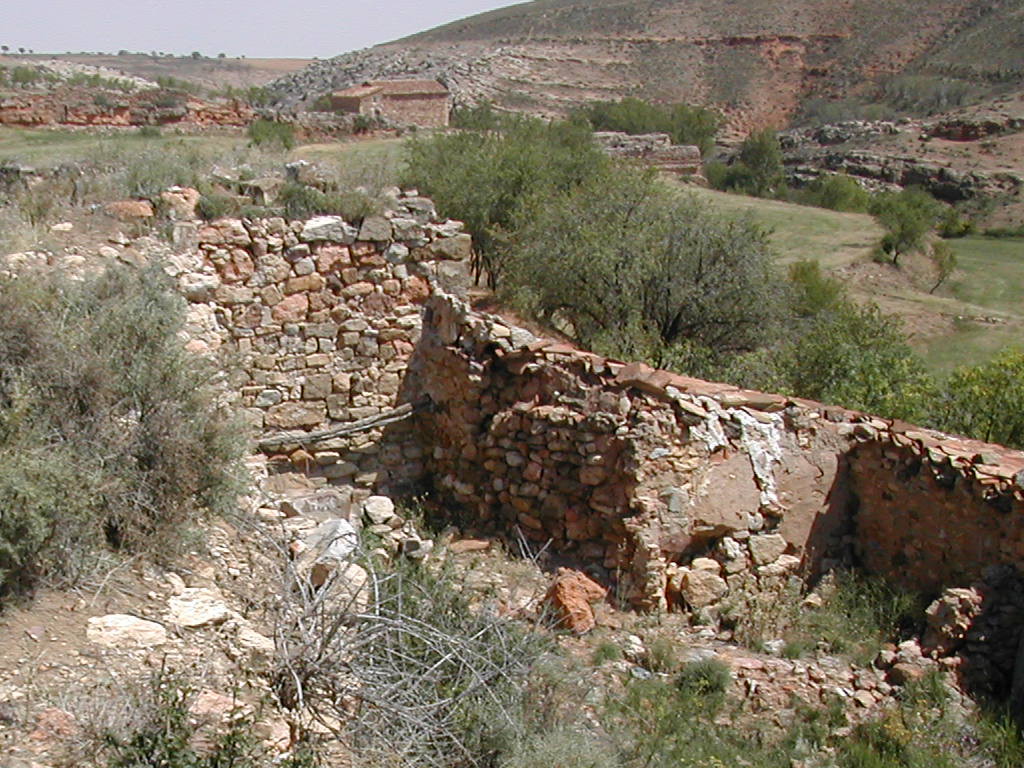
[168,196,1024,614]
[414,292,1024,612]
[414,293,859,610]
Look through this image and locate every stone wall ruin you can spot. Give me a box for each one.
[172,195,1024,622]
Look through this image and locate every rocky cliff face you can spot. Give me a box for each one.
[0,88,254,129]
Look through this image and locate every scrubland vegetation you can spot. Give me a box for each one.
[404,107,1024,442]
[0,93,1023,764]
[61,550,1024,768]
[0,267,244,597]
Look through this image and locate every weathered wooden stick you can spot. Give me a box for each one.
[258,399,429,451]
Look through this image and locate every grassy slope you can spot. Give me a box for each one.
[685,185,1023,376]
[685,186,883,268]
[920,236,1024,374]
[0,127,241,165]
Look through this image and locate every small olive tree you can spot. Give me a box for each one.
[503,170,781,361]
[870,187,942,265]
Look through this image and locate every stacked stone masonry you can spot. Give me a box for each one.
[171,192,472,507]
[174,194,1024,615]
[414,293,1024,609]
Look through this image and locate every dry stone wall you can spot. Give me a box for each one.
[169,193,1024,616]
[413,293,859,611]
[168,192,472,507]
[412,292,1024,613]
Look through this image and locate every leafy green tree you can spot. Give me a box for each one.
[928,240,957,294]
[870,187,942,265]
[932,348,1024,448]
[503,171,780,360]
[403,110,608,285]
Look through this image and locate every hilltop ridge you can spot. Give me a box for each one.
[267,0,1024,132]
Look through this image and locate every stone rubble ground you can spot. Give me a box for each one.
[0,462,978,766]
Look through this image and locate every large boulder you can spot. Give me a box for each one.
[545,568,607,634]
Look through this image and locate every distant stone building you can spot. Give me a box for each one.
[328,79,450,128]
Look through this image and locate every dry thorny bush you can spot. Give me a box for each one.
[270,536,552,768]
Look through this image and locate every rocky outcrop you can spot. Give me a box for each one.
[924,113,1024,141]
[593,132,702,176]
[785,148,1023,200]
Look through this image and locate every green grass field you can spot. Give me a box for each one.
[687,184,1024,376]
[921,236,1024,374]
[945,236,1024,316]
[684,185,883,267]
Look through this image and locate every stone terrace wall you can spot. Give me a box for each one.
[851,437,1024,593]
[414,292,1024,610]
[167,193,472,505]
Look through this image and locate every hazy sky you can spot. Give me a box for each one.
[0,0,519,59]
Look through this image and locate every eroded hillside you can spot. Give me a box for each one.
[267,0,1024,133]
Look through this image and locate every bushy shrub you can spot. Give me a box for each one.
[0,267,245,595]
[707,129,784,197]
[247,118,296,150]
[778,300,935,421]
[676,659,731,701]
[403,108,609,284]
[938,205,974,238]
[103,674,319,768]
[788,259,845,317]
[277,182,378,222]
[351,114,376,134]
[931,347,1024,448]
[275,554,550,768]
[195,187,241,221]
[803,173,872,212]
[503,170,780,359]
